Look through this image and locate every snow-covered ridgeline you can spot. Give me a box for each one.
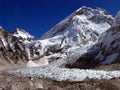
[13,28,34,39]
[41,6,113,39]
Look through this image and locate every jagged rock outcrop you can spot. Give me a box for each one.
[0,28,31,69]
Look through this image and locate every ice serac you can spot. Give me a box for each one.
[95,11,120,65]
[32,6,113,64]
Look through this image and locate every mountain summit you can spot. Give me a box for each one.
[12,28,35,42]
[42,6,113,38]
[41,6,113,49]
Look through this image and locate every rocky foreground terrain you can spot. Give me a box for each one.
[0,62,119,90]
[0,70,120,90]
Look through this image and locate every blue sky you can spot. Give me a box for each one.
[0,0,120,38]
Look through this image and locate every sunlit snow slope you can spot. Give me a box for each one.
[30,6,113,65]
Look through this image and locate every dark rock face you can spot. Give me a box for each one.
[94,12,120,65]
[64,47,100,69]
[94,27,120,65]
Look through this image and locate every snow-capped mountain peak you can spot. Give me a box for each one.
[25,7,114,67]
[42,7,113,39]
[12,28,35,41]
[40,6,113,50]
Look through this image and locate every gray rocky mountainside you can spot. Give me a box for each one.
[0,28,35,70]
[65,11,120,69]
[0,6,119,71]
